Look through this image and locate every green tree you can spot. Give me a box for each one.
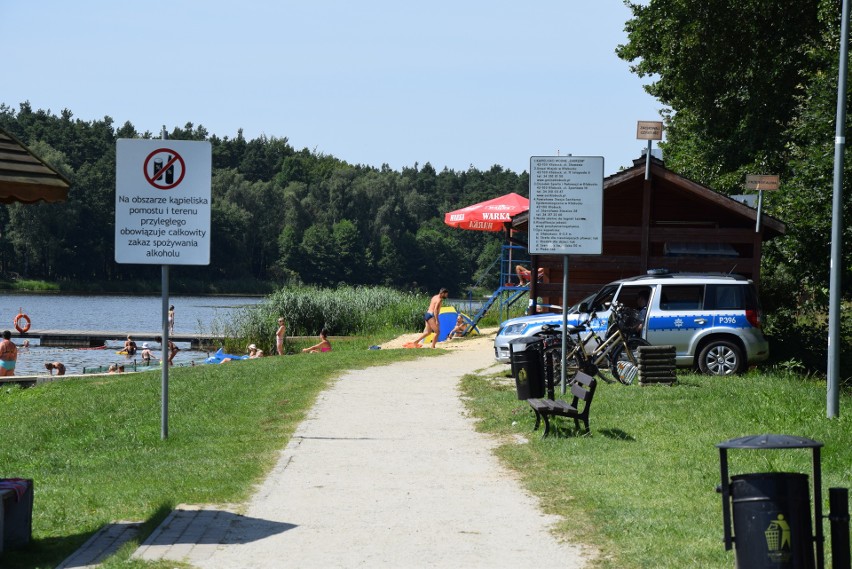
[617,0,852,297]
[617,0,822,190]
[331,219,366,283]
[299,224,338,286]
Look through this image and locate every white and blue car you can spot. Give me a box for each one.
[494,272,769,375]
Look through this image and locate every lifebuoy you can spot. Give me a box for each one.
[14,313,31,334]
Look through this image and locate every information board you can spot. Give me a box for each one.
[115,139,212,265]
[529,156,603,255]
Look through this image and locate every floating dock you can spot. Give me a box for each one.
[9,329,219,349]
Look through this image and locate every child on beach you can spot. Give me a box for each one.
[447,314,468,340]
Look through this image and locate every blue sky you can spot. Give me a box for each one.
[5,1,663,176]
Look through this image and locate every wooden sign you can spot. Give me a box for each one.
[636,121,663,140]
[745,174,780,191]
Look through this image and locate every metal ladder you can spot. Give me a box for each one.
[465,245,530,331]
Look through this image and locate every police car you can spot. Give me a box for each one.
[494,272,769,375]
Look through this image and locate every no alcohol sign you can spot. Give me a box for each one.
[143,148,187,189]
[115,139,211,265]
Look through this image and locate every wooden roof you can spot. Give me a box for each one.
[513,157,786,237]
[0,126,70,204]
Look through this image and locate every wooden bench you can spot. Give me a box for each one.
[0,479,33,553]
[527,372,597,437]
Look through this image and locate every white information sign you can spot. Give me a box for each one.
[529,156,604,255]
[115,139,212,265]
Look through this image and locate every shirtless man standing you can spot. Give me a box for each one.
[414,288,449,348]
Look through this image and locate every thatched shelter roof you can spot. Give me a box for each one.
[0,126,69,204]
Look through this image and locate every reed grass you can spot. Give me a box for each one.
[222,285,426,354]
[460,368,852,568]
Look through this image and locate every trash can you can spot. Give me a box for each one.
[730,472,815,568]
[717,435,825,569]
[0,478,33,552]
[509,337,545,400]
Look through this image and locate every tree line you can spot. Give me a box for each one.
[0,102,526,295]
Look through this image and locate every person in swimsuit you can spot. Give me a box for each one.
[124,335,137,356]
[275,317,286,355]
[302,329,332,353]
[0,330,18,376]
[140,343,154,364]
[514,265,548,286]
[447,314,468,340]
[155,336,179,365]
[168,305,175,335]
[413,288,449,348]
[45,361,66,376]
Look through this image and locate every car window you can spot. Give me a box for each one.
[614,285,653,311]
[705,284,745,310]
[658,285,704,310]
[567,293,596,314]
[589,285,618,312]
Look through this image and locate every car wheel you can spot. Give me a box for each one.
[698,340,744,375]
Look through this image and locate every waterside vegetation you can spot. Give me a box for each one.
[220,285,506,356]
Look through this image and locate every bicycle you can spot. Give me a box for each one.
[539,301,650,386]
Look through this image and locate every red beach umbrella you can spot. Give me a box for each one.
[443,192,529,232]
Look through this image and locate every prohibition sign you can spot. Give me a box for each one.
[143,148,187,190]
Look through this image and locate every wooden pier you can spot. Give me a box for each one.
[9,329,220,349]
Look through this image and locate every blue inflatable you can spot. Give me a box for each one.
[432,307,478,342]
[205,347,249,364]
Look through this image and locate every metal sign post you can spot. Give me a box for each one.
[115,133,212,439]
[161,128,169,441]
[828,0,850,419]
[636,121,663,181]
[529,156,604,393]
[744,174,779,234]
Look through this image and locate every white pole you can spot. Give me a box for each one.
[161,125,171,439]
[560,256,568,394]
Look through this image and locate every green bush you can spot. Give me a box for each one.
[757,265,852,386]
[763,305,852,387]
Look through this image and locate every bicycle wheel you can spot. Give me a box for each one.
[542,347,561,394]
[563,350,581,381]
[609,337,650,385]
[550,349,581,391]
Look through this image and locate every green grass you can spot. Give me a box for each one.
[0,337,438,569]
[0,279,61,292]
[6,307,849,569]
[460,368,852,568]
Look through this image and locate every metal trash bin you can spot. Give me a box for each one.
[509,337,545,400]
[717,435,824,569]
[0,478,33,552]
[731,472,814,568]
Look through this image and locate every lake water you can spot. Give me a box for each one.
[0,294,264,377]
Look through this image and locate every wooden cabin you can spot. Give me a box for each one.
[511,156,786,308]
